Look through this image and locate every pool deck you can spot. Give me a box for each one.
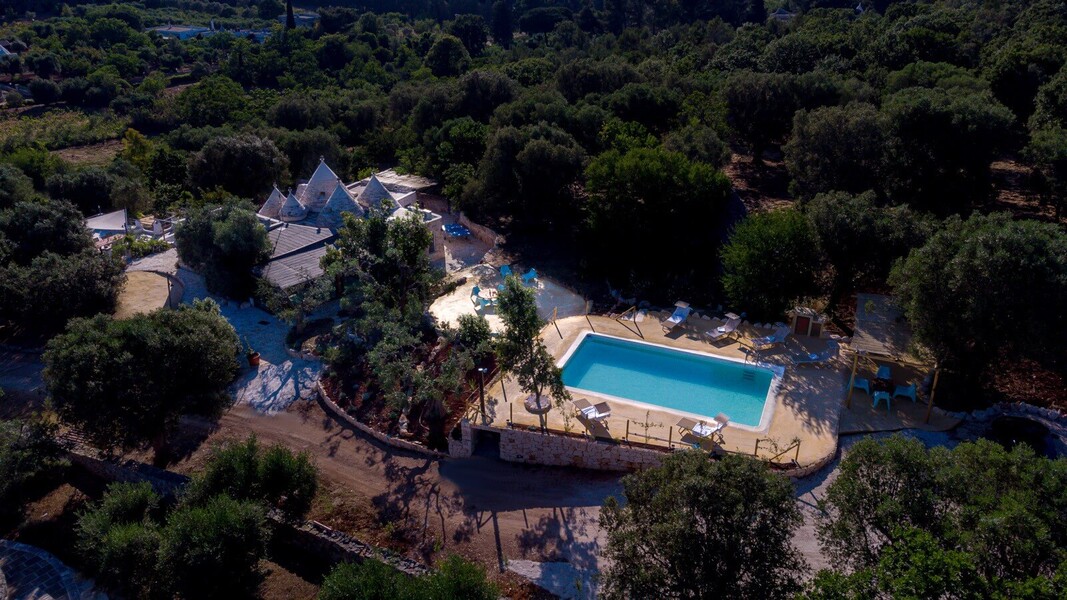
[475,313,959,469]
[430,264,588,333]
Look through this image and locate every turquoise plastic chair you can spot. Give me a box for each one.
[521,268,538,285]
[500,265,513,278]
[876,365,892,380]
[851,377,871,395]
[470,285,482,305]
[894,383,917,403]
[873,391,892,412]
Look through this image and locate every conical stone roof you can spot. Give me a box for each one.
[278,191,308,222]
[318,181,363,228]
[356,175,394,209]
[301,158,339,211]
[258,185,284,219]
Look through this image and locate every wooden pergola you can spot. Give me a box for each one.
[845,294,940,423]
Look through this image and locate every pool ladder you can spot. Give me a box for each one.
[741,369,757,382]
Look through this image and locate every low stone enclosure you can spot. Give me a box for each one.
[66,439,430,578]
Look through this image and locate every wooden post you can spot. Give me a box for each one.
[553,307,563,339]
[668,427,672,448]
[846,352,860,408]
[924,368,941,424]
[754,439,760,456]
[625,419,630,440]
[795,441,801,463]
[500,375,508,403]
[509,402,513,424]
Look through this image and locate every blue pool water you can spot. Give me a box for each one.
[561,334,774,427]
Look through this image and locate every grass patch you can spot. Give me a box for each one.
[0,108,129,153]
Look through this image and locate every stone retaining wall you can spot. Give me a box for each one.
[315,381,448,459]
[500,427,664,471]
[447,419,474,458]
[70,448,190,497]
[458,213,503,247]
[274,520,429,577]
[66,446,430,577]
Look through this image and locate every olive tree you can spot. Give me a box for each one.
[601,452,806,599]
[43,301,240,453]
[496,276,568,424]
[889,213,1067,371]
[721,208,822,320]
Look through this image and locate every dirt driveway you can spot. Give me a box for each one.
[167,398,622,594]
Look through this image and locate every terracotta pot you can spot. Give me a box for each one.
[248,352,261,367]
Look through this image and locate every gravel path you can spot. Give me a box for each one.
[128,250,323,414]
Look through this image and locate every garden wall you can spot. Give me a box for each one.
[458,213,503,247]
[315,381,448,459]
[499,427,664,471]
[70,449,189,497]
[67,447,429,577]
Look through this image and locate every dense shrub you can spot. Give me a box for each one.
[175,202,271,298]
[721,209,822,320]
[184,435,318,522]
[43,301,241,451]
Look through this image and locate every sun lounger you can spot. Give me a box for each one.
[743,325,791,351]
[677,414,729,439]
[791,341,839,366]
[662,301,692,331]
[894,383,917,403]
[573,398,611,422]
[500,265,513,278]
[873,391,891,412]
[521,268,538,285]
[705,316,742,343]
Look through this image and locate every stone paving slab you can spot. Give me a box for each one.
[0,541,84,600]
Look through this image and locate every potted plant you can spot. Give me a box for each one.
[245,338,261,367]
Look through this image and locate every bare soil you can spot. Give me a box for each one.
[162,398,620,591]
[989,159,1065,223]
[50,139,122,167]
[721,152,795,214]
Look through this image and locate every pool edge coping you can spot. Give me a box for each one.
[556,330,785,434]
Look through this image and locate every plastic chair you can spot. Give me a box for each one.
[500,265,513,278]
[851,377,871,395]
[876,365,892,380]
[894,383,918,403]
[521,268,538,285]
[873,391,892,412]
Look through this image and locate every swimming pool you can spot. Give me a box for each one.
[559,333,780,430]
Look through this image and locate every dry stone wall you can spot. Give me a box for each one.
[500,427,664,471]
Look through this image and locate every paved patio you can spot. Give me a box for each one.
[430,264,587,333]
[473,313,958,469]
[0,540,98,600]
[128,249,322,414]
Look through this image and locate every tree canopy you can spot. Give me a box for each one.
[721,208,822,320]
[890,212,1067,371]
[176,202,272,298]
[601,451,806,599]
[811,435,1067,598]
[43,300,240,452]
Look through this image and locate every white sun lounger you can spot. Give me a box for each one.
[677,414,729,439]
[662,301,692,331]
[743,325,791,352]
[573,398,611,422]
[705,316,742,342]
[790,340,839,366]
